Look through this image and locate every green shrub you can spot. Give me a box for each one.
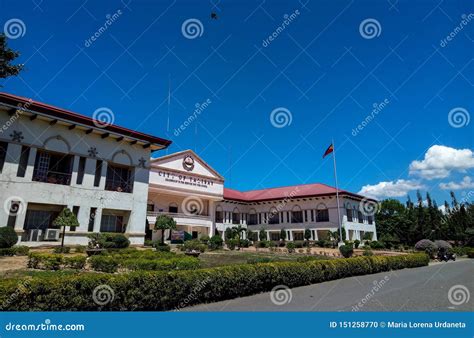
[286,242,296,253]
[467,249,474,258]
[339,244,354,258]
[0,245,29,256]
[296,256,321,263]
[247,257,274,264]
[53,246,71,254]
[451,246,468,256]
[369,241,385,250]
[199,235,210,244]
[74,245,86,253]
[182,239,206,253]
[239,239,250,248]
[354,239,360,249]
[154,243,171,252]
[144,240,154,247]
[257,241,267,248]
[123,256,199,271]
[89,256,119,273]
[265,241,276,248]
[0,227,18,248]
[0,254,428,311]
[362,248,374,256]
[27,253,63,270]
[294,241,304,248]
[226,239,239,250]
[414,239,437,257]
[64,256,87,270]
[88,233,130,249]
[209,235,223,250]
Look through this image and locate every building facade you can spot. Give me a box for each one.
[147,150,377,242]
[0,93,170,246]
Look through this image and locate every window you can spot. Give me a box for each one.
[304,210,308,222]
[368,216,373,225]
[316,209,329,222]
[248,213,257,225]
[232,212,240,224]
[346,208,353,222]
[94,160,103,187]
[105,163,133,193]
[0,141,8,173]
[7,201,21,228]
[291,211,303,223]
[147,203,155,212]
[169,204,178,213]
[23,210,56,230]
[71,206,79,231]
[311,210,314,222]
[293,232,304,240]
[270,232,280,241]
[88,208,97,232]
[100,214,124,233]
[268,211,279,224]
[33,150,73,185]
[358,211,364,223]
[215,211,223,223]
[17,146,30,177]
[76,157,86,185]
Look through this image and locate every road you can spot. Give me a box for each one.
[186,259,474,312]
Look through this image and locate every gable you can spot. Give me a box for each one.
[151,150,224,181]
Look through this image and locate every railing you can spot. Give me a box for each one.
[105,180,133,193]
[32,170,72,186]
[147,211,211,221]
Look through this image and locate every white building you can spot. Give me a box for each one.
[0,93,170,246]
[147,150,377,242]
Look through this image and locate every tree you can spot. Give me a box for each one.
[53,208,79,249]
[279,228,287,241]
[154,214,177,244]
[0,34,24,82]
[259,228,267,241]
[304,229,311,246]
[231,225,246,240]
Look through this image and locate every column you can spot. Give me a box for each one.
[209,200,216,237]
[24,147,37,180]
[70,155,80,186]
[92,208,103,232]
[14,200,27,231]
[76,206,91,232]
[288,230,293,241]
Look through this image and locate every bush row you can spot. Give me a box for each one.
[3,253,429,311]
[28,253,86,270]
[89,255,199,273]
[0,246,29,256]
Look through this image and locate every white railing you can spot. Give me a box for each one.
[147,211,211,221]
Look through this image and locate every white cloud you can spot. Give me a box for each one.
[439,176,474,190]
[409,145,474,180]
[358,179,426,199]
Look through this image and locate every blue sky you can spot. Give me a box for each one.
[1,0,473,204]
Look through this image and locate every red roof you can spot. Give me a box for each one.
[0,92,172,148]
[224,183,370,202]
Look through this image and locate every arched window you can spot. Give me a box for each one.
[291,205,303,223]
[215,205,223,223]
[169,203,178,214]
[316,202,329,222]
[248,208,257,225]
[232,207,240,224]
[268,207,279,224]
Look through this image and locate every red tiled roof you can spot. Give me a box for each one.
[224,183,371,202]
[0,92,172,148]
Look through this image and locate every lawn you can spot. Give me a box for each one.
[198,250,327,268]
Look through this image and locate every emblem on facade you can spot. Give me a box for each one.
[88,147,98,157]
[10,130,24,142]
[138,157,147,168]
[182,155,194,171]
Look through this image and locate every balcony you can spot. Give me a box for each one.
[33,170,72,185]
[147,211,212,228]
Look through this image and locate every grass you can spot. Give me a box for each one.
[198,250,327,268]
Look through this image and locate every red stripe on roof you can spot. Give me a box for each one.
[0,92,172,147]
[224,183,373,202]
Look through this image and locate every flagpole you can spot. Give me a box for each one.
[332,139,343,244]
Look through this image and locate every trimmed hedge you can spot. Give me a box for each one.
[0,246,29,256]
[0,253,429,311]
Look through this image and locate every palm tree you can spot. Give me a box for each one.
[231,225,247,240]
